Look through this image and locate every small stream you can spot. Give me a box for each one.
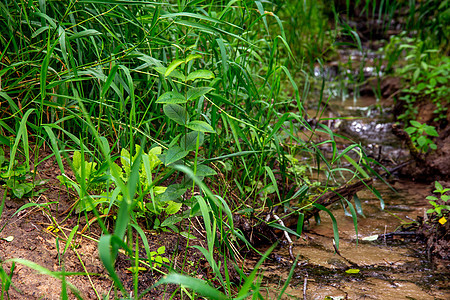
[255,96,450,299]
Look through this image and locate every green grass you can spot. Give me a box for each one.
[2,0,437,298]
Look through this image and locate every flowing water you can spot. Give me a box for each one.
[254,96,450,299]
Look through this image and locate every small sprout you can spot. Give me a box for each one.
[149,246,170,268]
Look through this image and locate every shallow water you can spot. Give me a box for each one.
[257,179,449,300]
[257,97,450,299]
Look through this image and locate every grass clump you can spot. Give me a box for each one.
[0,1,385,299]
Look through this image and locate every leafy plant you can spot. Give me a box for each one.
[404,121,439,153]
[394,41,449,122]
[57,146,187,228]
[148,246,170,268]
[0,149,47,199]
[0,0,387,298]
[426,181,450,217]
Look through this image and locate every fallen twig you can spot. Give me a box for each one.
[273,213,295,261]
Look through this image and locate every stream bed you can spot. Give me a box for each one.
[254,96,450,299]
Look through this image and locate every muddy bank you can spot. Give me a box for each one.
[255,179,450,299]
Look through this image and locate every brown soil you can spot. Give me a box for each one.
[417,210,450,260]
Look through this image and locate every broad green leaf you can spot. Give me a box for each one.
[404,127,416,134]
[167,70,186,81]
[161,215,183,228]
[435,181,443,191]
[154,67,186,81]
[186,87,214,101]
[156,91,186,104]
[181,131,204,151]
[186,70,215,82]
[12,185,25,199]
[436,76,447,84]
[165,201,182,214]
[164,146,188,166]
[185,54,202,63]
[165,59,184,77]
[410,120,421,127]
[417,135,426,147]
[158,184,187,202]
[195,164,217,177]
[416,82,426,91]
[154,66,166,74]
[148,146,162,170]
[73,151,82,170]
[345,269,360,274]
[79,161,97,178]
[429,78,437,87]
[186,120,215,133]
[120,148,131,170]
[424,126,438,137]
[413,68,420,82]
[163,104,188,125]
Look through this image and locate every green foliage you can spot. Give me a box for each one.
[57,146,186,227]
[356,2,449,124]
[148,246,170,268]
[0,149,47,199]
[426,181,450,217]
[275,0,333,69]
[0,0,382,298]
[383,36,450,122]
[404,121,439,153]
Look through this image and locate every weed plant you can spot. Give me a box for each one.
[0,0,383,298]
